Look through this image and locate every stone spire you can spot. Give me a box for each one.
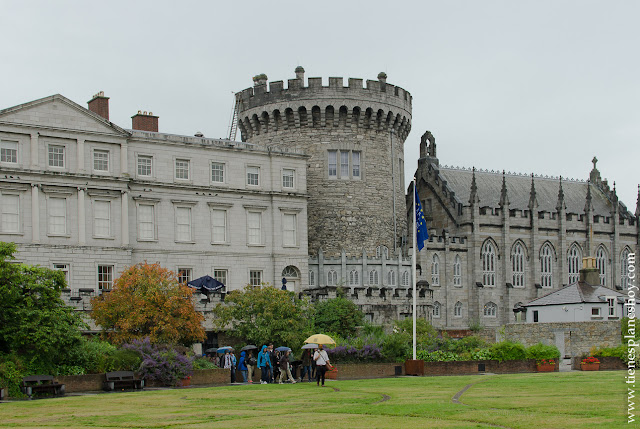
[589,156,601,186]
[584,180,593,213]
[469,167,479,205]
[611,181,619,204]
[528,173,538,210]
[499,170,509,207]
[556,176,566,212]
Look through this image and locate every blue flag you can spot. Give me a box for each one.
[415,186,429,251]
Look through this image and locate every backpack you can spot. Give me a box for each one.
[248,357,257,366]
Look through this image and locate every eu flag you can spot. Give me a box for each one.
[415,186,429,251]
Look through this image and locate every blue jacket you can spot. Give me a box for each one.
[238,351,247,371]
[257,345,271,368]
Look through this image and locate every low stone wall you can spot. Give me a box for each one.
[571,356,626,370]
[57,374,104,392]
[333,363,403,379]
[423,359,536,376]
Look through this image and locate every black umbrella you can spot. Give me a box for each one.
[275,346,291,352]
[187,275,225,292]
[241,345,258,351]
[204,348,218,353]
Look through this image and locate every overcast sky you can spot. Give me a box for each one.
[3,0,638,209]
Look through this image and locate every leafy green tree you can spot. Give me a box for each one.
[213,284,314,348]
[0,242,86,372]
[314,296,364,337]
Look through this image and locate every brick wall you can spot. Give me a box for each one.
[424,359,536,375]
[571,356,626,370]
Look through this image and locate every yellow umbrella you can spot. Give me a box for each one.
[304,334,336,345]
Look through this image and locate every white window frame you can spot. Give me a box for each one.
[340,151,349,179]
[402,270,410,287]
[177,267,193,284]
[282,168,295,189]
[97,264,114,291]
[369,269,379,285]
[328,150,337,178]
[0,140,18,164]
[568,244,582,284]
[453,255,462,286]
[246,166,260,186]
[1,192,21,234]
[512,242,525,287]
[596,246,607,286]
[52,263,70,287]
[48,144,66,169]
[607,297,616,317]
[211,162,225,184]
[484,302,497,317]
[175,158,190,181]
[213,269,228,292]
[137,202,157,241]
[482,241,496,287]
[249,270,262,286]
[247,210,262,246]
[327,269,337,286]
[433,301,441,318]
[352,151,361,179]
[431,253,440,286]
[282,212,297,247]
[92,199,111,238]
[93,149,110,172]
[47,196,67,236]
[454,301,463,318]
[621,248,631,290]
[137,154,153,178]
[309,270,315,286]
[591,307,601,318]
[387,270,396,286]
[349,269,359,286]
[540,244,553,288]
[174,205,193,243]
[210,208,228,244]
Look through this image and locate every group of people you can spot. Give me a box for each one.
[220,343,332,387]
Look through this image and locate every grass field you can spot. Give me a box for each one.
[0,371,631,428]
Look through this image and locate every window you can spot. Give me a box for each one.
[137,155,152,177]
[349,270,359,286]
[327,270,337,286]
[433,301,441,318]
[214,269,227,291]
[137,204,155,240]
[211,162,225,183]
[249,270,262,286]
[340,151,349,178]
[53,263,70,286]
[0,141,17,163]
[177,268,192,284]
[431,254,440,286]
[93,149,109,171]
[1,193,19,233]
[328,150,337,177]
[402,270,409,287]
[482,241,496,286]
[247,166,259,186]
[621,248,632,289]
[369,270,379,285]
[309,270,315,286]
[247,211,261,245]
[607,297,616,317]
[484,302,497,317]
[596,246,607,286]
[211,209,227,243]
[387,270,396,286]
[98,265,113,290]
[533,310,539,323]
[376,245,388,259]
[175,207,192,242]
[282,169,295,188]
[592,307,601,317]
[282,266,299,278]
[175,159,190,180]
[568,244,582,284]
[48,197,66,235]
[352,151,361,178]
[48,145,65,167]
[93,200,111,237]
[283,213,297,246]
[454,301,462,318]
[512,242,525,287]
[540,244,553,288]
[453,255,462,286]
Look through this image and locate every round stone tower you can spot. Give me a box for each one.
[236,68,412,257]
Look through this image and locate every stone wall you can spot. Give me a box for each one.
[423,359,536,375]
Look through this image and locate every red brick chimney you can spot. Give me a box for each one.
[131,111,159,132]
[87,91,109,121]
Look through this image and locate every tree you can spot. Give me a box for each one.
[213,284,314,348]
[314,295,364,337]
[0,242,86,372]
[91,263,205,346]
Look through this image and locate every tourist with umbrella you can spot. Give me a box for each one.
[305,334,336,387]
[241,345,258,383]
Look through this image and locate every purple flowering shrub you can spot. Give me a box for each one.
[326,343,382,363]
[123,337,193,386]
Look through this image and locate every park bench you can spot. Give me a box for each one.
[103,371,144,391]
[21,375,65,399]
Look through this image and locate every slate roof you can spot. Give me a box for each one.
[435,166,624,217]
[524,282,625,307]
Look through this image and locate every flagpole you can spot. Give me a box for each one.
[412,179,417,360]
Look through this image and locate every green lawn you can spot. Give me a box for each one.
[0,371,631,428]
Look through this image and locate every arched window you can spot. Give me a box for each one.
[309,270,315,286]
[453,255,462,286]
[387,270,396,286]
[540,243,553,288]
[621,248,632,290]
[482,240,496,286]
[431,254,440,286]
[282,266,299,278]
[596,246,607,286]
[568,244,582,284]
[484,301,497,317]
[512,242,525,287]
[433,301,441,318]
[376,245,388,259]
[327,269,337,286]
[349,269,359,286]
[402,270,410,286]
[454,301,463,317]
[369,270,379,285]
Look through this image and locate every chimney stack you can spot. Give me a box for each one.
[579,257,600,285]
[88,91,109,121]
[131,110,159,132]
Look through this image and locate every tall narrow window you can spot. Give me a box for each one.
[568,244,582,284]
[431,254,440,286]
[137,155,152,177]
[1,194,19,233]
[282,169,295,188]
[175,159,190,180]
[211,162,225,183]
[93,149,109,171]
[484,301,497,317]
[512,242,525,287]
[402,270,409,286]
[177,268,192,284]
[309,270,315,286]
[247,211,261,245]
[327,270,337,286]
[247,166,260,186]
[433,301,441,318]
[621,248,631,289]
[369,270,379,285]
[48,197,66,235]
[596,246,607,286]
[283,213,297,246]
[453,255,462,286]
[0,141,18,163]
[93,200,110,237]
[211,209,227,243]
[352,151,361,178]
[328,150,337,178]
[349,270,359,286]
[482,241,496,286]
[53,263,70,286]
[137,204,155,240]
[48,145,65,168]
[175,207,192,242]
[340,151,349,178]
[249,270,262,286]
[98,265,113,290]
[607,297,616,317]
[388,270,396,286]
[454,301,463,317]
[540,244,553,288]
[213,269,228,291]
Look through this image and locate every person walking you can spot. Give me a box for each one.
[238,350,248,383]
[271,350,281,383]
[246,350,256,383]
[257,345,271,384]
[300,349,313,382]
[279,350,297,384]
[313,344,331,387]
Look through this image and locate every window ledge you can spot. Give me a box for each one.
[47,233,71,238]
[93,236,115,240]
[210,242,230,246]
[591,316,603,320]
[247,243,266,247]
[138,238,158,242]
[175,240,196,244]
[0,231,23,236]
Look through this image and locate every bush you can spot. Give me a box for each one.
[381,331,411,362]
[417,350,460,362]
[593,344,627,362]
[107,349,142,372]
[525,343,560,362]
[326,344,382,363]
[314,297,364,338]
[0,356,26,398]
[192,357,219,370]
[448,336,488,354]
[489,341,526,362]
[123,337,192,386]
[470,349,493,361]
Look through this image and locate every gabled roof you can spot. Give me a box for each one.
[524,282,625,307]
[0,94,130,137]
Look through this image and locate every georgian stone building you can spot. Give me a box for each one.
[413,132,639,330]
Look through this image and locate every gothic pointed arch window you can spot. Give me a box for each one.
[454,301,463,318]
[453,254,462,286]
[540,243,554,288]
[402,270,410,287]
[376,245,388,259]
[568,244,582,284]
[387,270,396,286]
[431,253,440,286]
[327,269,337,286]
[482,240,497,286]
[349,269,359,286]
[621,247,632,289]
[369,269,379,285]
[483,301,497,317]
[309,270,315,286]
[433,301,441,318]
[596,246,607,286]
[511,242,525,287]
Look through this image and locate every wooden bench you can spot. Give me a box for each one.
[103,371,144,391]
[21,375,65,399]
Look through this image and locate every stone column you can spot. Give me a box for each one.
[77,138,85,173]
[31,184,40,243]
[121,190,129,246]
[77,187,86,245]
[30,133,38,169]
